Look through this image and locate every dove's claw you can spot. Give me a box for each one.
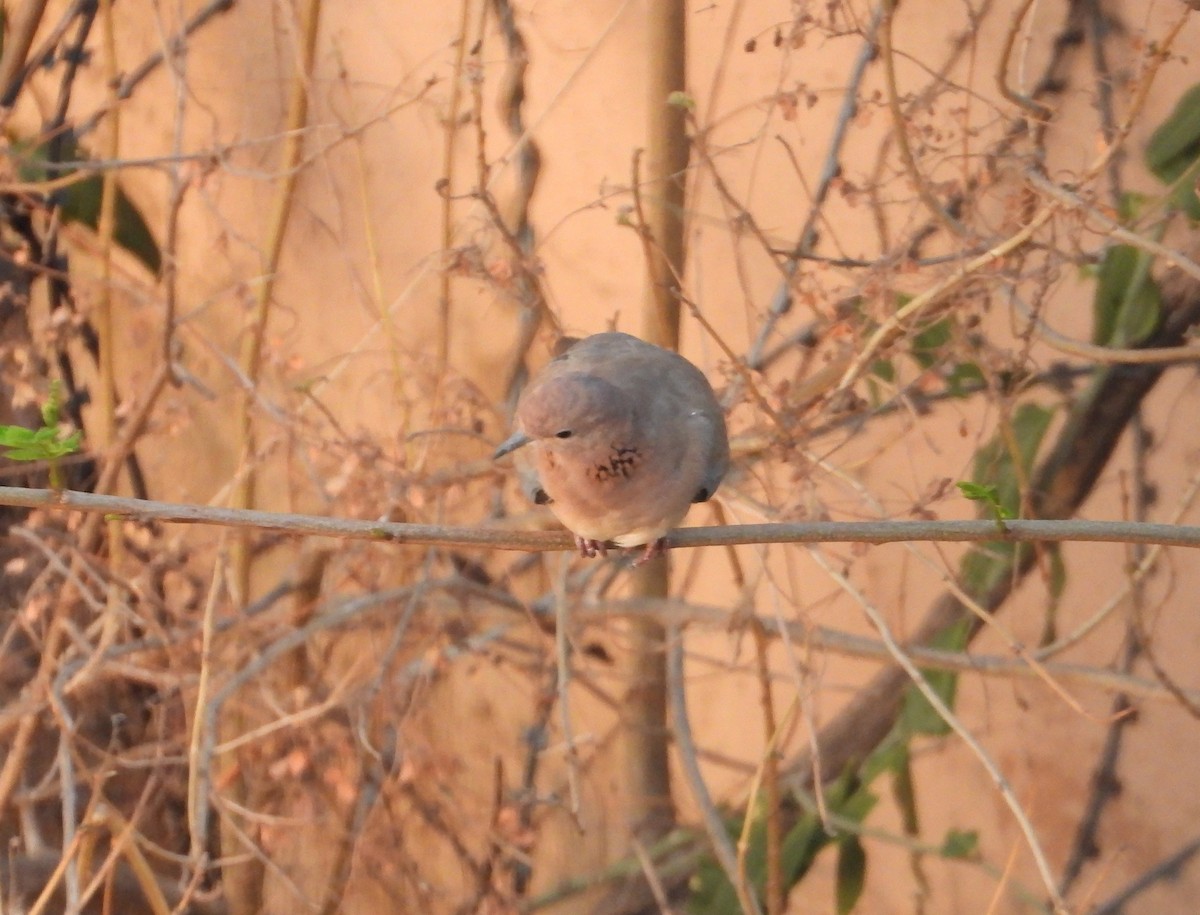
[575,536,608,559]
[630,538,667,566]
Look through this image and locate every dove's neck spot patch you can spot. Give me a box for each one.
[590,444,641,483]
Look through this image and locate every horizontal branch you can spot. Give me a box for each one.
[2,486,1200,552]
[587,597,1199,706]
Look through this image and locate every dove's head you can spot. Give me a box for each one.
[494,372,633,459]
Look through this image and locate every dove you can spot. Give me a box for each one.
[494,332,729,563]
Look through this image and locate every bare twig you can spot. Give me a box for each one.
[747,4,884,369]
[809,548,1068,913]
[74,0,238,137]
[0,0,51,109]
[667,629,763,915]
[1089,836,1200,915]
[880,0,966,237]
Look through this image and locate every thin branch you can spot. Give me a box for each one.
[74,0,237,137]
[1026,169,1200,284]
[667,629,763,915]
[1089,836,1200,915]
[192,585,429,850]
[834,201,1058,393]
[2,487,1200,552]
[572,597,1200,708]
[809,548,1068,913]
[995,0,1054,122]
[880,0,966,237]
[0,0,51,110]
[747,4,884,369]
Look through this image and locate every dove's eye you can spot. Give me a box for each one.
[555,430,573,439]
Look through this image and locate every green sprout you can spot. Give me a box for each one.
[0,381,82,489]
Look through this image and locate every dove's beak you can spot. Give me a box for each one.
[493,431,533,460]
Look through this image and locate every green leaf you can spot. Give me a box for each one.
[836,785,878,827]
[957,405,1052,591]
[1037,543,1067,646]
[61,175,162,274]
[945,361,984,397]
[970,404,1053,519]
[667,90,696,112]
[860,735,909,785]
[0,422,81,462]
[1117,191,1149,223]
[959,540,1017,595]
[1146,83,1200,217]
[888,744,920,835]
[940,828,979,860]
[40,378,63,427]
[1047,541,1066,603]
[687,816,742,914]
[911,318,952,369]
[0,425,37,447]
[956,481,1011,520]
[17,139,162,274]
[835,837,867,914]
[780,771,877,888]
[871,359,895,382]
[900,618,970,736]
[1093,244,1161,348]
[47,431,82,458]
[1146,84,1200,179]
[689,760,889,913]
[688,853,740,915]
[779,813,826,888]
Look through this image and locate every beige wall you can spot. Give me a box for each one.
[12,0,1200,911]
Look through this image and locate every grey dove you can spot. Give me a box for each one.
[494,332,729,563]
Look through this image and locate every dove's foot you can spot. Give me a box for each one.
[630,537,667,567]
[575,536,609,559]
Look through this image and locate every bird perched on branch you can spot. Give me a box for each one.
[494,332,729,564]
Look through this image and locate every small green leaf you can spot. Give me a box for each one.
[0,408,81,464]
[957,480,1012,531]
[888,744,919,835]
[871,359,895,382]
[957,481,1005,512]
[40,379,63,427]
[1117,191,1149,223]
[1039,544,1067,646]
[835,837,867,915]
[687,817,742,914]
[970,404,1054,520]
[945,361,984,397]
[911,318,952,369]
[940,829,979,860]
[688,858,738,914]
[666,90,696,112]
